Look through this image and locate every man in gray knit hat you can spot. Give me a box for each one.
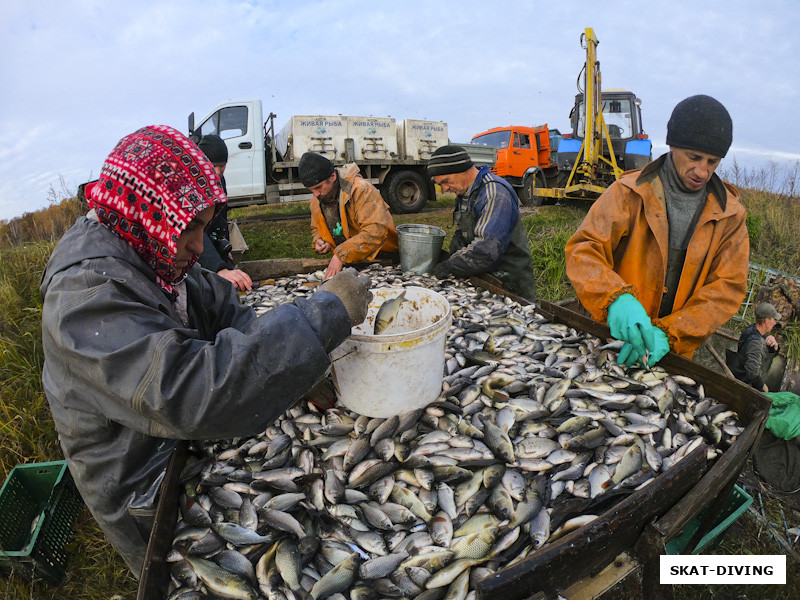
[566,95,749,368]
[427,145,537,302]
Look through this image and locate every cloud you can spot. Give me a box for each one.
[2,0,800,220]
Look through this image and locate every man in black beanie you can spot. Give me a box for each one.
[566,95,748,367]
[427,145,537,302]
[300,152,398,279]
[197,134,253,291]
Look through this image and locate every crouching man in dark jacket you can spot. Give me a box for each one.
[40,125,372,577]
[727,302,782,392]
[426,145,537,302]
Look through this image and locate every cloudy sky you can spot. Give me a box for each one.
[1,0,799,221]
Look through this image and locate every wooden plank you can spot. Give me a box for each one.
[704,342,736,379]
[137,443,187,600]
[467,274,531,306]
[633,525,675,600]
[559,553,643,600]
[238,257,394,281]
[475,448,707,600]
[239,258,330,280]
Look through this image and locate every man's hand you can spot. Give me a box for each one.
[763,384,769,393]
[318,268,373,326]
[766,335,779,350]
[217,268,253,291]
[642,326,671,367]
[313,238,333,254]
[325,254,344,280]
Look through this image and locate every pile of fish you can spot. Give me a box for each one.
[167,265,745,600]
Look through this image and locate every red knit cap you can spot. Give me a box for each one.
[86,125,227,298]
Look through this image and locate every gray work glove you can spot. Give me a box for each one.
[318,267,373,326]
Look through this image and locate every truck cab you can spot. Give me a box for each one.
[470,125,560,205]
[471,125,553,185]
[188,100,266,202]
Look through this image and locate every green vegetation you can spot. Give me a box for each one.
[1,168,799,598]
[0,243,134,598]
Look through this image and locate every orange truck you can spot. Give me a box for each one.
[470,125,561,205]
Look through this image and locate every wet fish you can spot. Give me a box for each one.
[185,556,260,600]
[310,552,361,599]
[169,264,744,600]
[374,290,407,335]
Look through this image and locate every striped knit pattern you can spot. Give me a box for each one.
[427,145,473,176]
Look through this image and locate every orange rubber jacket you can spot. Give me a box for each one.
[565,157,749,358]
[310,164,398,264]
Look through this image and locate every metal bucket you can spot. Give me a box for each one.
[396,224,446,274]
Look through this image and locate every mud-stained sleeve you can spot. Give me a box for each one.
[565,182,637,321]
[653,207,749,356]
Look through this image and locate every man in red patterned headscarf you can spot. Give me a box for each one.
[40,125,372,576]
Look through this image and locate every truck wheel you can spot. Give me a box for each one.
[384,171,428,213]
[520,173,545,207]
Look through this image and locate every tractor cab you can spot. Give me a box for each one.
[559,89,652,183]
[572,89,644,146]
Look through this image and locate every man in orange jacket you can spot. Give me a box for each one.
[565,95,749,365]
[300,152,398,279]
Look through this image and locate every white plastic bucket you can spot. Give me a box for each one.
[330,286,452,418]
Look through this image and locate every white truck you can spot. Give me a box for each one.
[188,99,495,213]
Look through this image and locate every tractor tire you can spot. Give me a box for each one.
[520,173,546,207]
[383,170,428,214]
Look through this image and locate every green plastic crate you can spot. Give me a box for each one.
[665,485,753,555]
[0,460,84,583]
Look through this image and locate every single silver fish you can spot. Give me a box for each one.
[374,290,407,335]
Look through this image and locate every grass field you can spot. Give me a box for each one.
[1,178,799,598]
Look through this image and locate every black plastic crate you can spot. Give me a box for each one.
[0,460,84,583]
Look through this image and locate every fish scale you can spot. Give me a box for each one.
[173,264,745,599]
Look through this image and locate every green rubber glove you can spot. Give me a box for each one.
[607,294,651,357]
[618,342,644,367]
[644,326,671,366]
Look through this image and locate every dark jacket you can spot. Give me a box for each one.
[728,324,770,390]
[442,166,537,301]
[40,215,351,576]
[199,206,235,272]
[198,174,235,272]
